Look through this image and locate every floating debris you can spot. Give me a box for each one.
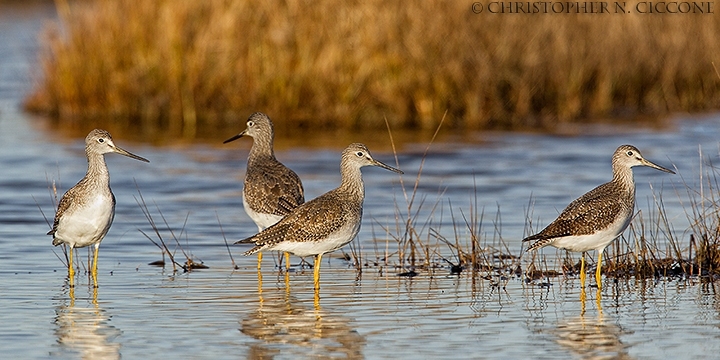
[398,270,418,277]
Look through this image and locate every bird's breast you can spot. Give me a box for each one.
[54,193,115,248]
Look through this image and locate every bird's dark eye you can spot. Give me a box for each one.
[98,138,105,143]
[626,151,633,156]
[356,151,364,157]
[247,121,254,127]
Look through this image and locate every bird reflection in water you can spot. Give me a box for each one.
[579,279,603,316]
[240,282,365,359]
[555,288,632,359]
[53,287,122,359]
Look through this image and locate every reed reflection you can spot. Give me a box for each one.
[53,287,122,359]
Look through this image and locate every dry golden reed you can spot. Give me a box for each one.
[25,0,720,134]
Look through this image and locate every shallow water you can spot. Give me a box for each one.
[3,3,720,359]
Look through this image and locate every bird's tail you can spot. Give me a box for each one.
[524,237,553,252]
[51,237,63,246]
[234,236,262,256]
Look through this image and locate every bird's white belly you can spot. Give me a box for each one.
[55,195,114,249]
[551,216,630,253]
[269,221,361,257]
[243,195,282,231]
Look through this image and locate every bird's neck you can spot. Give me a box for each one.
[85,152,110,186]
[338,162,365,201]
[611,163,635,192]
[247,137,276,165]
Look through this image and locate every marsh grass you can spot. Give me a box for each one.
[119,135,720,283]
[511,142,720,284]
[352,115,524,281]
[202,119,720,283]
[134,185,208,272]
[526,151,720,283]
[670,151,720,276]
[38,176,76,274]
[117,122,720,283]
[216,211,240,270]
[37,174,67,265]
[25,0,720,137]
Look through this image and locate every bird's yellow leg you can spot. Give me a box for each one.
[313,254,322,309]
[580,284,587,316]
[596,251,603,289]
[282,254,290,290]
[314,253,323,292]
[92,243,100,288]
[68,247,75,288]
[257,252,262,271]
[284,268,290,292]
[579,253,586,287]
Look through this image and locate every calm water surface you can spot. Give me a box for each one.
[2,3,720,359]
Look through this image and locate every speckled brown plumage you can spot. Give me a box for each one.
[523,180,634,252]
[48,175,116,245]
[236,143,403,258]
[236,142,402,291]
[522,145,674,288]
[224,112,304,228]
[523,145,673,253]
[240,187,363,255]
[243,156,304,218]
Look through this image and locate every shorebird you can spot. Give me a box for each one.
[224,112,305,270]
[523,145,674,288]
[235,143,403,291]
[48,129,149,287]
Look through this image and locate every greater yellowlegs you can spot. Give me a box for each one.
[523,145,674,288]
[235,143,403,291]
[48,129,149,287]
[224,112,305,270]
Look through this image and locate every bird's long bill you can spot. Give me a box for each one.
[372,159,403,174]
[113,146,149,162]
[222,130,247,144]
[642,158,675,174]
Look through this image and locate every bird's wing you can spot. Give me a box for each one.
[244,162,305,217]
[47,180,84,238]
[237,191,353,252]
[523,182,627,244]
